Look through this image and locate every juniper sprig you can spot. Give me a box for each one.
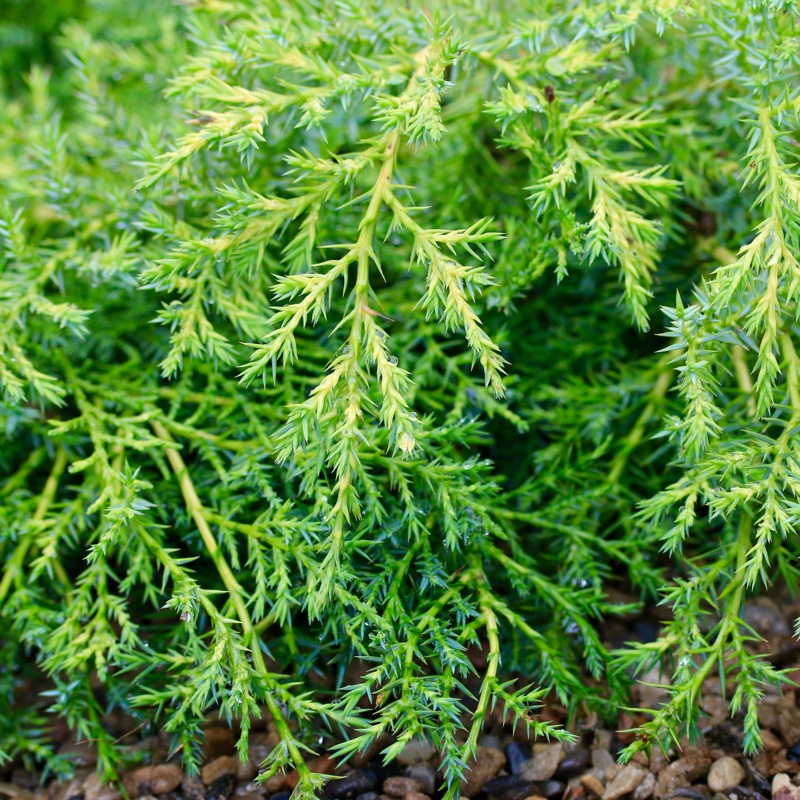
[2,0,800,791]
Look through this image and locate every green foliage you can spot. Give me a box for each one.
[2,0,800,792]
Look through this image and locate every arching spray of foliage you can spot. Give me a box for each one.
[1,0,800,794]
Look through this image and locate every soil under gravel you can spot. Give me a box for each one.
[4,592,800,800]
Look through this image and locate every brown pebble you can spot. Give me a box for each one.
[605,765,622,783]
[461,747,507,798]
[773,773,800,800]
[261,774,289,794]
[181,777,206,800]
[405,793,431,800]
[123,765,184,798]
[707,757,745,793]
[522,744,563,782]
[580,775,605,797]
[649,749,670,777]
[654,756,711,800]
[82,774,122,800]
[202,757,239,786]
[591,750,615,773]
[632,773,655,800]
[602,766,646,800]
[202,728,237,760]
[754,750,800,779]
[383,778,423,798]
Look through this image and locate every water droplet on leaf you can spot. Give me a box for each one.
[388,355,398,366]
[397,431,415,452]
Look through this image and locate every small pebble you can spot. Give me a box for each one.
[405,793,430,800]
[82,775,122,800]
[202,757,238,786]
[481,775,538,800]
[329,771,379,799]
[405,765,437,796]
[480,735,505,751]
[541,781,565,799]
[727,788,768,800]
[521,745,563,782]
[761,730,783,753]
[672,790,707,800]
[382,779,422,799]
[773,773,800,800]
[707,758,745,793]
[507,742,530,776]
[602,766,646,800]
[594,732,613,751]
[202,728,237,760]
[632,773,655,800]
[580,775,605,797]
[557,749,590,780]
[123,765,184,798]
[461,747,507,798]
[591,750,615,773]
[262,776,289,794]
[397,740,436,766]
[604,766,621,784]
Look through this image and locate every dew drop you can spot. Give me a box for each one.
[409,412,418,421]
[376,329,387,341]
[388,355,398,366]
[181,611,192,622]
[341,344,351,355]
[397,431,415,452]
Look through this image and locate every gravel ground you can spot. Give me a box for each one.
[3,594,800,800]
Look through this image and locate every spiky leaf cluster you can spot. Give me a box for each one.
[2,0,800,792]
